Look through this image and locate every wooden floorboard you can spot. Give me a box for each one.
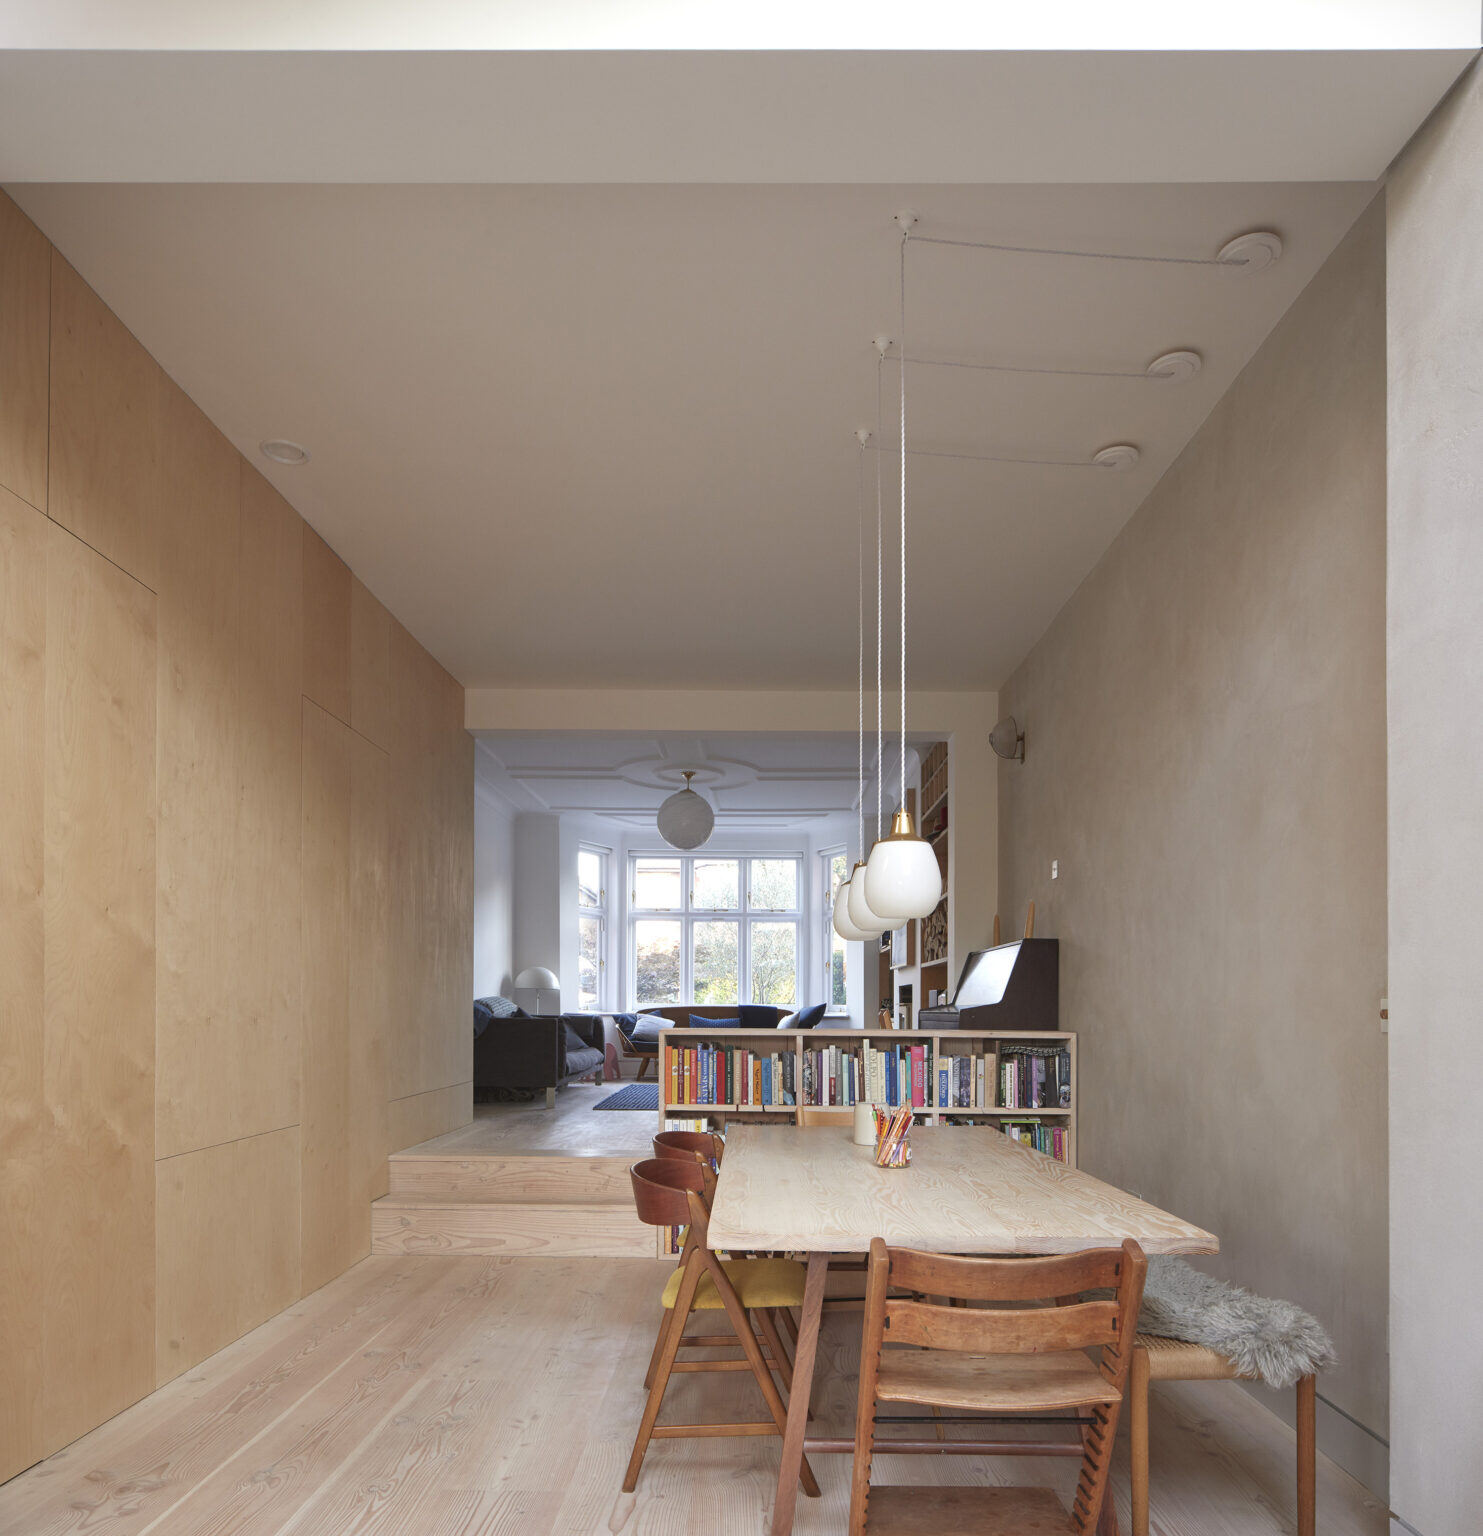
[399,1088,654,1160]
[0,1256,1389,1536]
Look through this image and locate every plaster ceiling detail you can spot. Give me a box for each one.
[474,731,920,833]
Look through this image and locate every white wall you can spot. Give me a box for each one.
[472,784,515,998]
[511,812,563,1008]
[1386,58,1483,1536]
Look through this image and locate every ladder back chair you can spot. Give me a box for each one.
[849,1237,1148,1536]
[624,1158,819,1497]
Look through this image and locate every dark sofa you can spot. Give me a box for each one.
[473,1011,605,1108]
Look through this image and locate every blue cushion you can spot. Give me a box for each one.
[737,1003,782,1029]
[779,1003,826,1030]
[691,1014,740,1031]
[473,994,526,1038]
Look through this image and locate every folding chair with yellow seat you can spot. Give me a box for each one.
[623,1157,820,1497]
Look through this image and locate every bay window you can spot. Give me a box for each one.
[628,853,802,1010]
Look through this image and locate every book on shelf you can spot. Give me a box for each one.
[998,1043,1073,1109]
[999,1118,1069,1162]
[936,1114,1070,1163]
[666,1039,796,1107]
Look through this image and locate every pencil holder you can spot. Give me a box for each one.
[872,1104,913,1167]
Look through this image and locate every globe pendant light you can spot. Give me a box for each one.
[865,217,942,924]
[656,770,714,850]
[834,427,888,941]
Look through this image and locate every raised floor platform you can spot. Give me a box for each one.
[372,1085,657,1258]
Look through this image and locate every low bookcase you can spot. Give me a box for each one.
[656,1027,1077,1255]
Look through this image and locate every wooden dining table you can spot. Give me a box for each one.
[706,1124,1219,1536]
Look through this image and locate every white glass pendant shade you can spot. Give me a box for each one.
[863,809,942,921]
[832,876,874,941]
[846,858,889,935]
[656,771,714,850]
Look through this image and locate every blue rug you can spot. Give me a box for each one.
[594,1082,660,1112]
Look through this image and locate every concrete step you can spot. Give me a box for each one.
[370,1195,655,1258]
[385,1152,635,1203]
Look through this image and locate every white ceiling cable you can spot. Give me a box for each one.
[855,432,866,863]
[874,349,885,844]
[911,233,1247,267]
[891,350,1198,383]
[897,226,909,807]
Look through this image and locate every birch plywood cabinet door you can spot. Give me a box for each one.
[0,488,47,1481]
[42,519,157,1455]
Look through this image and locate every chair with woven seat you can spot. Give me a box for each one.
[623,1157,820,1497]
[1129,1334,1316,1536]
[849,1237,1147,1536]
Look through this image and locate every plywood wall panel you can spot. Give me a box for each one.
[42,520,156,1455]
[47,253,162,591]
[153,382,245,1160]
[0,192,50,513]
[299,700,354,1296]
[302,526,351,724]
[0,488,47,1482]
[155,1126,301,1387]
[1,208,474,1472]
[386,620,474,1103]
[350,577,392,750]
[350,732,391,1216]
[388,1082,474,1156]
[235,465,305,1141]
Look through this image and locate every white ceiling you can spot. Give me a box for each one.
[13,179,1381,690]
[476,731,905,832]
[2,2,1474,51]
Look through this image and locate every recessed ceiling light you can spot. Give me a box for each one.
[259,439,309,466]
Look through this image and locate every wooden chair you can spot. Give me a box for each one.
[849,1237,1147,1535]
[1128,1336,1315,1536]
[652,1128,724,1177]
[623,1159,820,1497]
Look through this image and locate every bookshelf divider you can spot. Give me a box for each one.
[658,1027,1076,1160]
[655,1027,1078,1254]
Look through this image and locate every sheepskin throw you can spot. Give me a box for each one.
[1138,1257,1337,1390]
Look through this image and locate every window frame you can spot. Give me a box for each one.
[577,842,610,1011]
[626,850,804,1011]
[820,844,850,1016]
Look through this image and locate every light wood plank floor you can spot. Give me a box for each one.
[0,1256,1388,1536]
[417,1087,655,1158]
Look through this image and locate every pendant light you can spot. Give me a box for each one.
[835,427,888,941]
[864,217,943,924]
[656,770,714,849]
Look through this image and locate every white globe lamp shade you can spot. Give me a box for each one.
[656,771,714,850]
[863,809,942,921]
[845,859,890,935]
[832,876,874,941]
